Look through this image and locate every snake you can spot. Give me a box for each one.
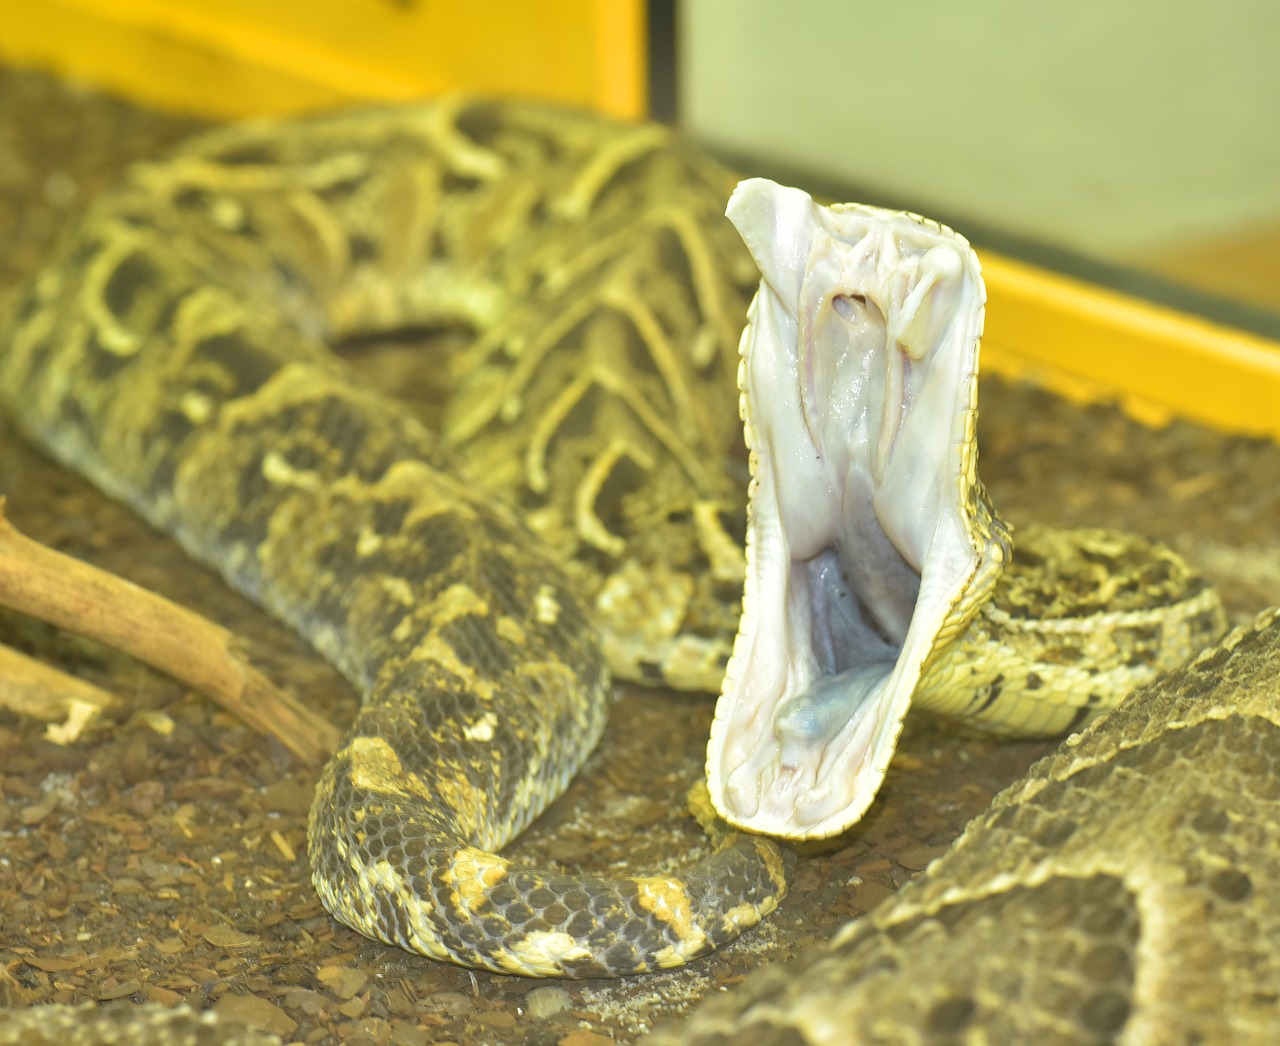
[0,98,1226,1000]
[646,607,1280,1044]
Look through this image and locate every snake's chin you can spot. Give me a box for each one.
[707,178,990,841]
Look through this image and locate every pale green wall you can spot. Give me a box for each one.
[679,1,1280,261]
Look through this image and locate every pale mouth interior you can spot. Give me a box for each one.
[707,179,985,840]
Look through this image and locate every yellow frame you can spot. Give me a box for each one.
[0,0,647,118]
[982,253,1280,440]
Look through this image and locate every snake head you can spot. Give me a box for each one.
[707,178,1000,840]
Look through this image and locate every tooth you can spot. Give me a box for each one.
[725,766,762,818]
[874,347,904,484]
[796,783,839,828]
[892,245,962,360]
[725,179,820,310]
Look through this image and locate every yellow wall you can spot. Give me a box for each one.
[0,0,647,118]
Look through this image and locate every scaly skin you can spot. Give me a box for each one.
[0,105,1221,985]
[0,99,789,977]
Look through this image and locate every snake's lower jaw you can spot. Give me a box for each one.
[706,547,933,839]
[711,666,907,838]
[708,179,991,841]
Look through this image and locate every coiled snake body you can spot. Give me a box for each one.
[0,101,1224,985]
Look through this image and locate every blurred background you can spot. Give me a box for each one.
[672,0,1280,329]
[2,0,1278,349]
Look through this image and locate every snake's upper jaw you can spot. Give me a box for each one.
[708,178,993,840]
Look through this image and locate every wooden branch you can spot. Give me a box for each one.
[0,639,115,743]
[0,498,341,764]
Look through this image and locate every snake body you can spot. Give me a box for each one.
[0,100,1223,983]
[647,608,1280,1044]
[0,100,789,977]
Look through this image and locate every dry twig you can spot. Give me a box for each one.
[0,639,114,743]
[0,498,341,763]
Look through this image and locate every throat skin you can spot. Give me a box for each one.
[706,178,1001,840]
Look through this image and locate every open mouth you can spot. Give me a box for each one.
[707,178,998,839]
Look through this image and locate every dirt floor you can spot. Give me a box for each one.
[0,67,1278,1045]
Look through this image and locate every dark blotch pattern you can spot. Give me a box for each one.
[191,331,281,396]
[0,99,788,981]
[102,249,160,318]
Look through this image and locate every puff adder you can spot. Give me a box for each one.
[0,100,789,977]
[0,100,1222,982]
